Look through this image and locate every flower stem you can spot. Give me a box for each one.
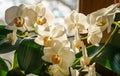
[81,36,88,40]
[90,25,118,61]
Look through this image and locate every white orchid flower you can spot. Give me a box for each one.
[64,10,89,35]
[85,63,96,76]
[87,26,102,46]
[35,25,68,47]
[7,30,17,45]
[104,3,120,15]
[49,64,69,76]
[42,41,75,69]
[70,67,79,76]
[80,43,90,68]
[31,3,55,31]
[49,65,79,76]
[72,28,84,53]
[87,3,119,33]
[5,4,37,32]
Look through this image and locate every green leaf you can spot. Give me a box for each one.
[17,39,44,74]
[6,68,25,76]
[0,70,7,76]
[0,39,19,54]
[0,57,8,71]
[114,13,120,22]
[0,57,8,76]
[88,44,113,67]
[110,32,120,48]
[88,44,120,75]
[95,62,118,76]
[0,35,6,41]
[32,63,51,76]
[12,51,19,68]
[0,25,12,35]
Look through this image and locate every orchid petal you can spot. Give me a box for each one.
[5,6,18,24]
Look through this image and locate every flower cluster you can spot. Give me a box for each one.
[4,3,120,76]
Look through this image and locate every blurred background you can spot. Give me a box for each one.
[0,0,78,24]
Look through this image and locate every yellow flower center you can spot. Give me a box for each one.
[78,25,83,32]
[85,60,90,66]
[51,55,61,64]
[96,18,107,26]
[75,43,82,50]
[84,57,90,66]
[44,36,53,47]
[13,17,25,27]
[7,33,14,42]
[36,16,47,25]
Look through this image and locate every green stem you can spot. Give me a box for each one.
[72,58,80,67]
[81,36,88,40]
[90,25,118,60]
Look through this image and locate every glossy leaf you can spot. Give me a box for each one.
[12,51,19,68]
[0,39,19,54]
[0,57,8,76]
[6,68,25,76]
[95,62,118,76]
[0,57,8,71]
[114,13,120,22]
[88,44,120,75]
[0,25,12,35]
[110,32,120,48]
[32,63,51,76]
[0,70,7,76]
[17,39,44,74]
